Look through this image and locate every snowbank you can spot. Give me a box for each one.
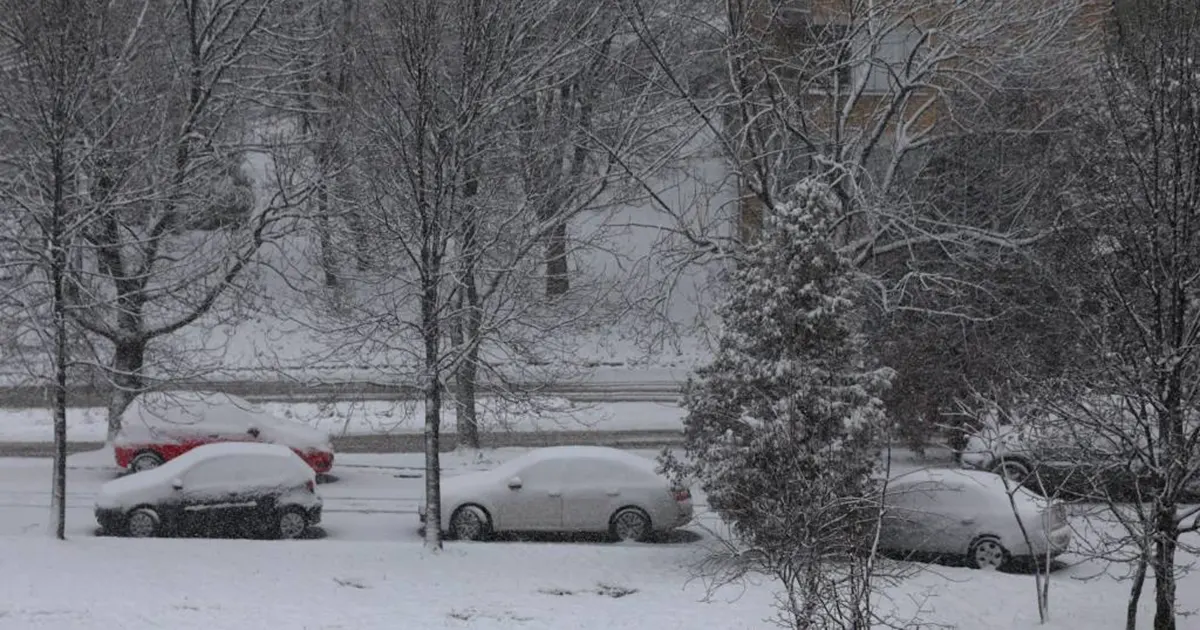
[0,399,686,443]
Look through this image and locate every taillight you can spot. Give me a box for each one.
[672,488,691,502]
[306,479,316,493]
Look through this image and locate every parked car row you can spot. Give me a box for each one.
[91,393,1071,571]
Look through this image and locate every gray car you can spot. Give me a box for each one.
[419,446,694,542]
[879,469,1071,570]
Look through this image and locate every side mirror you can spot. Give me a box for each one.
[507,476,523,490]
[171,478,184,491]
[247,427,261,439]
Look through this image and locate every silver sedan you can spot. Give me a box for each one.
[879,469,1071,570]
[419,446,694,542]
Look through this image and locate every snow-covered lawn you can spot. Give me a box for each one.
[1,449,1199,629]
[0,399,687,443]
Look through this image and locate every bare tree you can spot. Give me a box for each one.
[51,0,303,440]
[0,0,132,539]
[326,0,683,547]
[611,0,1095,396]
[1003,4,1200,627]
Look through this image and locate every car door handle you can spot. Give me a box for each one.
[606,490,620,496]
[548,491,562,497]
[961,518,976,525]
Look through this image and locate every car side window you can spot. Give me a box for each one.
[886,481,957,515]
[516,459,573,485]
[183,457,233,488]
[184,455,285,489]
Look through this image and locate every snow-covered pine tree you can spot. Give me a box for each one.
[665,179,894,629]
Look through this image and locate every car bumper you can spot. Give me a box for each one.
[95,507,125,533]
[307,505,323,526]
[1021,526,1071,558]
[959,451,993,471]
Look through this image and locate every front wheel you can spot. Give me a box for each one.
[609,507,652,543]
[969,536,1010,570]
[126,507,161,538]
[449,506,490,541]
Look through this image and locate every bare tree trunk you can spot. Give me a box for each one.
[49,146,68,542]
[1127,551,1149,630]
[1153,505,1179,630]
[545,220,568,297]
[105,340,145,442]
[315,174,339,288]
[421,265,443,550]
[454,166,482,449]
[454,294,481,449]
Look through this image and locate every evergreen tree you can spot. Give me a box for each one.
[665,180,894,628]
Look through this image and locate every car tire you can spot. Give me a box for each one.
[129,451,165,473]
[968,536,1010,570]
[609,507,652,543]
[993,459,1031,485]
[126,507,161,538]
[449,505,490,541]
[274,507,309,540]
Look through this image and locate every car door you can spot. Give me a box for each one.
[560,458,631,532]
[494,459,566,531]
[880,482,940,555]
[178,456,261,534]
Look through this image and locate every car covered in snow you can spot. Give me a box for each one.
[113,391,335,474]
[958,398,1200,501]
[879,468,1071,570]
[419,446,694,542]
[95,442,322,539]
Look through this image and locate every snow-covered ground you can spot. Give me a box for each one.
[2,449,1199,629]
[0,399,687,443]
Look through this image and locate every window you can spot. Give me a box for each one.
[859,26,923,93]
[184,455,290,489]
[776,16,854,92]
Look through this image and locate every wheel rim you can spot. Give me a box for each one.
[453,510,483,540]
[613,511,647,541]
[973,540,1005,569]
[132,455,161,472]
[128,511,156,537]
[279,512,306,539]
[998,462,1028,483]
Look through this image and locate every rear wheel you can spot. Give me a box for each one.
[126,507,160,538]
[275,508,308,540]
[968,536,1010,570]
[129,451,165,473]
[993,459,1031,485]
[609,507,652,542]
[449,506,490,541]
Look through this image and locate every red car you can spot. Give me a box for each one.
[113,391,335,474]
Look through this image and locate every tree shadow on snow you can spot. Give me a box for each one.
[880,550,1069,575]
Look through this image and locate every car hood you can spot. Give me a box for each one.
[440,470,497,497]
[95,468,175,510]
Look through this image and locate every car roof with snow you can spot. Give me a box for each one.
[890,468,1018,492]
[118,390,331,449]
[887,468,1045,506]
[500,446,660,473]
[96,442,313,504]
[122,390,273,429]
